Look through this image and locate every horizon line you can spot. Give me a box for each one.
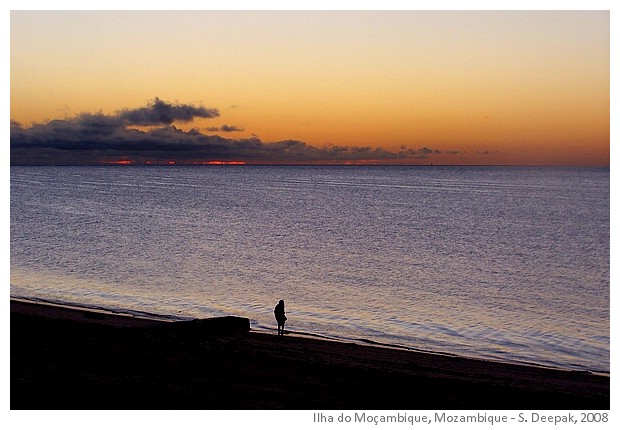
[9,163,610,168]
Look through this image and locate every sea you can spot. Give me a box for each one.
[9,165,610,374]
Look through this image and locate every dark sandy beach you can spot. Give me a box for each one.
[10,299,609,410]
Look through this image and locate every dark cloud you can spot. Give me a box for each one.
[10,98,450,165]
[397,147,443,159]
[118,97,219,126]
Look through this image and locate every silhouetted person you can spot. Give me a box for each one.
[274,299,287,335]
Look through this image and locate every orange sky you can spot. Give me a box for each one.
[10,10,610,165]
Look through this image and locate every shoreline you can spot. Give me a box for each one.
[10,299,609,410]
[11,297,609,375]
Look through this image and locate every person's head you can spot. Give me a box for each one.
[279,300,284,306]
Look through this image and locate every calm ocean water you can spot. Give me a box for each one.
[10,166,609,373]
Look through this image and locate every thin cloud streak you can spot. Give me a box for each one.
[205,125,245,133]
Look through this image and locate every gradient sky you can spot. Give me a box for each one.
[10,10,610,165]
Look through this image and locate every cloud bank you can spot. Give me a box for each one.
[11,98,453,165]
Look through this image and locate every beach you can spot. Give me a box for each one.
[10,299,609,410]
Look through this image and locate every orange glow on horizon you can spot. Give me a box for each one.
[99,159,251,166]
[103,159,133,165]
[201,160,247,165]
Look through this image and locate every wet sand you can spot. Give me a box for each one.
[10,299,609,410]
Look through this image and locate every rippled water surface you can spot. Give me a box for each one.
[10,166,609,372]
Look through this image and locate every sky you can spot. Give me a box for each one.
[9,8,611,165]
